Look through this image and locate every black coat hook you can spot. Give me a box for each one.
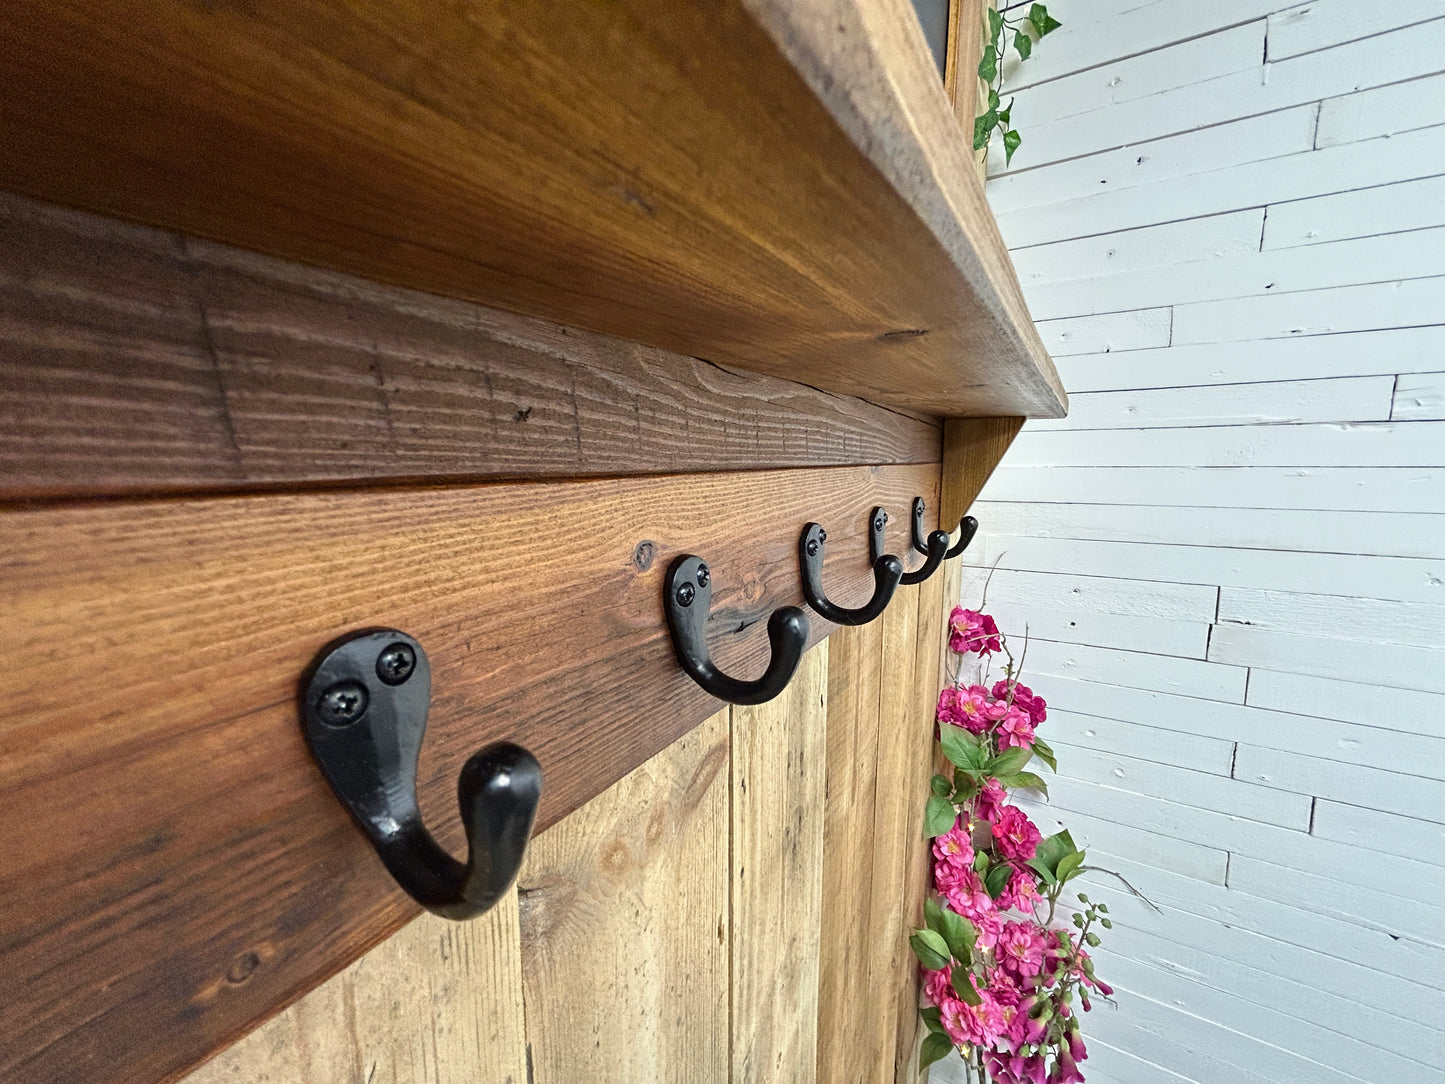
[301,629,542,920]
[664,555,808,704]
[799,522,901,626]
[872,500,947,585]
[946,514,980,560]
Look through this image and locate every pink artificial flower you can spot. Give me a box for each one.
[998,865,1041,915]
[992,805,1043,862]
[940,684,1005,734]
[975,778,1008,823]
[937,978,1008,1048]
[950,606,1003,656]
[1052,1044,1086,1084]
[1066,1028,1088,1063]
[997,705,1037,750]
[993,679,1048,726]
[996,920,1048,979]
[932,822,975,872]
[987,1049,1048,1084]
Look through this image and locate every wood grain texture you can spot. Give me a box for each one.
[940,415,1025,524]
[815,614,886,1084]
[0,0,1063,419]
[518,710,730,1083]
[0,461,938,1084]
[180,899,528,1084]
[0,193,940,499]
[814,572,959,1083]
[896,556,963,1084]
[730,642,828,1084]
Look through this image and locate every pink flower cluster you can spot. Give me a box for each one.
[950,606,1002,656]
[920,605,1108,1082]
[936,679,1047,749]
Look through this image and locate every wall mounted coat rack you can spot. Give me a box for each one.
[667,507,983,705]
[301,629,542,920]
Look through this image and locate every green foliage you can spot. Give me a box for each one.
[951,966,983,1006]
[910,928,951,971]
[988,745,1033,776]
[973,2,1062,165]
[1031,736,1058,773]
[940,724,987,771]
[927,897,979,963]
[930,773,953,797]
[919,1031,954,1070]
[984,861,1014,900]
[925,794,958,838]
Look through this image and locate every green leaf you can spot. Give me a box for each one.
[1057,850,1086,883]
[998,96,1014,125]
[941,725,986,770]
[978,49,998,83]
[1025,857,1058,886]
[1033,829,1077,875]
[951,967,983,1006]
[987,7,1004,44]
[938,906,978,963]
[952,769,982,802]
[1008,769,1047,795]
[1013,30,1032,61]
[919,1031,954,1070]
[984,862,1013,900]
[925,794,958,838]
[973,850,990,874]
[1085,931,1101,947]
[925,896,946,936]
[930,773,953,798]
[1100,917,1113,929]
[989,88,1001,111]
[1031,737,1058,773]
[1028,3,1063,36]
[920,1006,945,1034]
[910,928,951,971]
[988,746,1033,776]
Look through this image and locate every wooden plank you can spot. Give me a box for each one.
[0,0,1063,419]
[181,900,529,1084]
[518,710,730,1083]
[893,550,961,1083]
[0,460,939,1084]
[730,642,828,1084]
[939,415,1024,524]
[0,192,940,499]
[815,618,884,1084]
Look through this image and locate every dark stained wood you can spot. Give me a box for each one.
[940,415,1025,525]
[0,460,940,1084]
[0,193,939,500]
[0,0,1063,420]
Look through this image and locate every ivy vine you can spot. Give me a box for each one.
[974,3,1063,167]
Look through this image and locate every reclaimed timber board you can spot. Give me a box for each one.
[730,643,828,1084]
[0,194,939,499]
[0,461,941,1084]
[182,897,530,1084]
[940,415,1025,525]
[519,710,731,1083]
[0,0,1063,420]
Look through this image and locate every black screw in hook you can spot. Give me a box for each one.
[317,681,369,726]
[663,555,807,705]
[301,629,542,920]
[800,522,901,627]
[376,642,416,685]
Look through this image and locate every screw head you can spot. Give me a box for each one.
[695,564,710,588]
[676,582,696,607]
[819,528,827,542]
[317,680,369,726]
[376,642,416,686]
[874,513,887,531]
[915,501,925,516]
[805,538,819,557]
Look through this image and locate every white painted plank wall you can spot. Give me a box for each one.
[939,3,1445,1081]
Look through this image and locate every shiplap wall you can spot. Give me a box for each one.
[947,1,1445,1081]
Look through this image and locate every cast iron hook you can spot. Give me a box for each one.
[872,500,948,586]
[799,522,902,626]
[664,554,809,704]
[945,514,981,560]
[301,628,542,920]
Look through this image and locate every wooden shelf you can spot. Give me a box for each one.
[0,0,1064,420]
